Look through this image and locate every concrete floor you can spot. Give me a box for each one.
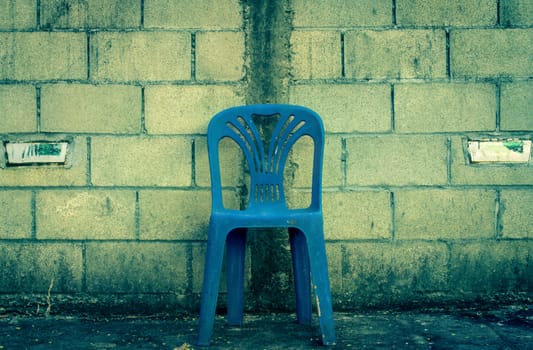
[0,304,532,349]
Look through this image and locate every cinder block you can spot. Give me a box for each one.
[322,191,391,240]
[343,242,449,304]
[41,0,141,29]
[191,243,206,293]
[395,189,495,240]
[41,84,141,133]
[0,32,86,80]
[323,136,343,187]
[501,82,533,131]
[500,190,533,239]
[191,242,252,294]
[194,136,244,189]
[287,189,391,239]
[144,85,244,135]
[449,241,532,293]
[450,136,533,185]
[293,0,391,27]
[395,83,496,132]
[284,135,344,189]
[0,0,35,29]
[145,0,241,29]
[345,135,448,186]
[195,31,245,81]
[284,136,314,190]
[396,0,497,26]
[451,29,533,78]
[139,190,211,240]
[0,190,32,239]
[291,31,341,80]
[90,32,191,82]
[345,30,446,80]
[289,84,391,133]
[0,136,87,186]
[0,242,83,293]
[91,136,192,186]
[36,190,136,240]
[501,0,533,26]
[85,242,188,293]
[0,85,36,133]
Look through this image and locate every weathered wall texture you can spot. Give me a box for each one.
[0,0,532,314]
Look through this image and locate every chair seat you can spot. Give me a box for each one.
[210,207,322,230]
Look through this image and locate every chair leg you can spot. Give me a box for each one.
[226,228,247,326]
[197,223,227,346]
[289,228,312,325]
[306,231,336,346]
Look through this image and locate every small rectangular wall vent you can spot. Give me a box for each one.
[5,141,69,165]
[467,139,531,164]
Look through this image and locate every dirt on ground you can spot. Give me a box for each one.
[0,303,532,349]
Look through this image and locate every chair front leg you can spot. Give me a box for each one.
[197,223,227,346]
[306,230,336,346]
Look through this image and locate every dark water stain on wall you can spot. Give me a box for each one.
[242,0,296,311]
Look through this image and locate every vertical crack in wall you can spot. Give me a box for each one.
[445,29,451,79]
[31,191,37,240]
[242,0,295,311]
[495,82,501,132]
[495,190,503,239]
[86,137,92,186]
[140,87,147,134]
[36,84,42,132]
[135,191,141,240]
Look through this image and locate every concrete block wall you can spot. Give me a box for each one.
[289,0,533,308]
[0,0,245,313]
[0,0,531,314]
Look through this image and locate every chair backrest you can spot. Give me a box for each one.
[207,104,324,212]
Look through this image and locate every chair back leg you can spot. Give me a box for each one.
[226,228,247,326]
[289,228,312,325]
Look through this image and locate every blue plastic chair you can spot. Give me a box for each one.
[197,104,335,346]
